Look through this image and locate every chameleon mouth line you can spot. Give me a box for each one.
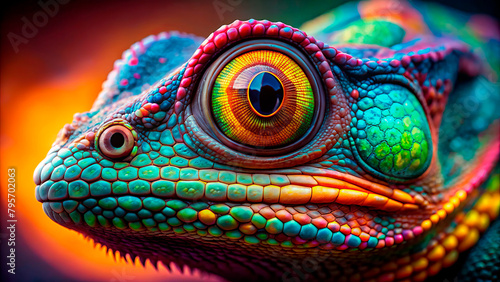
[36,175,420,212]
[278,178,419,211]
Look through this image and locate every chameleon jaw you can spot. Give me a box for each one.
[34,152,432,254]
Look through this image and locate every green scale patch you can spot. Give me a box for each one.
[352,85,432,179]
[331,20,405,47]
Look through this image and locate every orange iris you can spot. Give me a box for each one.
[211,50,315,148]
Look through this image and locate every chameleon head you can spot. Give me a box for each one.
[34,17,500,279]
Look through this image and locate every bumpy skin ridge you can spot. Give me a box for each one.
[34,1,500,281]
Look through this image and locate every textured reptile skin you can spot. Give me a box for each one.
[34,1,500,281]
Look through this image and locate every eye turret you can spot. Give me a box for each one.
[194,40,325,156]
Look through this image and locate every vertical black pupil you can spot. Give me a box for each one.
[248,72,284,116]
[110,132,125,148]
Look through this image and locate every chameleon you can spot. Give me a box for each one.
[33,0,500,281]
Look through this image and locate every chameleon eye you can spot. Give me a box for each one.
[352,85,433,180]
[196,40,325,156]
[96,121,137,160]
[212,50,315,148]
